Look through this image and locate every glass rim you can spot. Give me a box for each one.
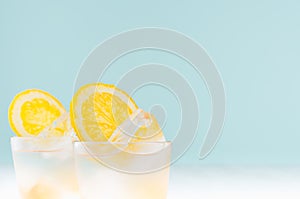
[10,137,171,144]
[74,141,171,144]
[74,141,172,157]
[74,141,172,151]
[10,136,73,141]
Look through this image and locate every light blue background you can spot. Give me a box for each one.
[1,0,300,167]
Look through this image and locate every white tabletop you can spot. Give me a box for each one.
[2,165,300,199]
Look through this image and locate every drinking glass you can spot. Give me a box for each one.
[11,137,79,199]
[74,141,171,199]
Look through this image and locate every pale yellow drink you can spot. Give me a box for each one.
[11,137,79,199]
[74,142,171,199]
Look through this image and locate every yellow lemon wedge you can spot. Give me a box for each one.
[70,83,138,141]
[132,111,165,142]
[109,109,165,143]
[126,110,166,153]
[8,89,67,137]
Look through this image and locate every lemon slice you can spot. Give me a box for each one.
[132,112,165,142]
[111,109,166,153]
[8,89,66,137]
[110,109,165,143]
[70,83,138,141]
